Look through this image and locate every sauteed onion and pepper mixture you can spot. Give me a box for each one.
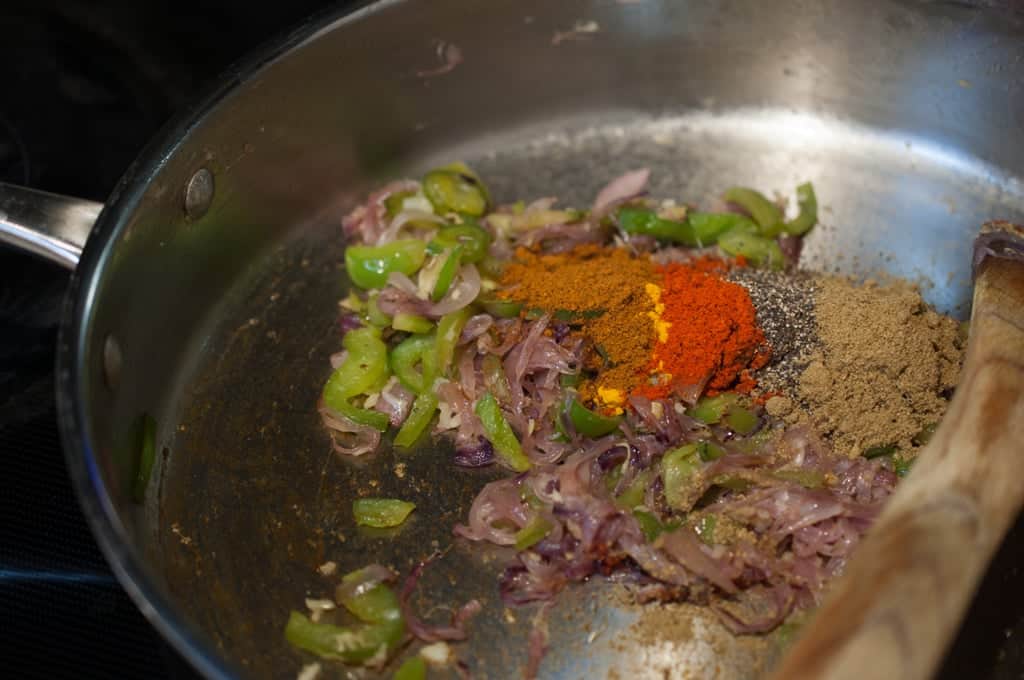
[285,163,962,676]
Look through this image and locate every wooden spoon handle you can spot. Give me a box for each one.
[769,246,1024,680]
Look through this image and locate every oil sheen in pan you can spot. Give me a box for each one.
[161,109,1024,679]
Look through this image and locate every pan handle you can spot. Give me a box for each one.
[0,182,103,270]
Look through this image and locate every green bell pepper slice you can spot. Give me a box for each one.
[284,611,404,665]
[431,246,463,302]
[435,308,472,375]
[479,295,522,319]
[323,327,391,431]
[132,413,157,503]
[614,469,654,511]
[392,313,434,334]
[337,568,403,624]
[394,392,439,449]
[695,440,726,462]
[662,444,701,510]
[695,515,717,544]
[863,443,898,459]
[345,239,427,290]
[688,393,739,424]
[724,187,783,236]
[514,515,553,551]
[567,399,623,437]
[428,222,492,264]
[353,498,417,528]
[725,406,759,435]
[390,334,437,394]
[633,510,664,542]
[718,228,785,270]
[365,292,392,328]
[422,163,489,217]
[616,207,755,247]
[475,392,531,472]
[393,657,427,680]
[784,182,817,236]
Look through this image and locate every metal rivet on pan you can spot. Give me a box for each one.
[183,168,214,220]
[103,334,123,391]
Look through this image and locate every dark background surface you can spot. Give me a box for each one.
[2,0,1024,678]
[0,1,339,677]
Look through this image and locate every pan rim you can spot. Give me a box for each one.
[54,1,384,677]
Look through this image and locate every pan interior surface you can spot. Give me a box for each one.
[65,1,1024,679]
[161,110,1024,680]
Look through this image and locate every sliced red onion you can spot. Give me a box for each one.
[416,40,463,78]
[459,314,493,344]
[342,179,419,244]
[376,208,444,245]
[379,265,481,319]
[318,402,381,457]
[454,477,529,545]
[712,583,795,635]
[373,378,415,427]
[524,603,552,680]
[400,552,482,642]
[592,168,650,217]
[657,527,738,594]
[973,221,1024,276]
[453,438,495,468]
[338,313,362,337]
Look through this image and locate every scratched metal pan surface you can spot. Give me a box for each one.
[45,0,1024,678]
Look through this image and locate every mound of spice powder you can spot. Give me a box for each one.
[636,258,771,400]
[498,245,771,412]
[498,245,657,411]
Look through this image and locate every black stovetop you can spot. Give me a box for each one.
[0,2,335,677]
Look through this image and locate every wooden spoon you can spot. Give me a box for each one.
[768,221,1024,680]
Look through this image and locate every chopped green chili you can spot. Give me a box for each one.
[723,187,783,235]
[614,470,654,510]
[784,182,818,236]
[475,392,531,472]
[132,413,157,503]
[662,444,701,510]
[394,392,439,449]
[567,399,623,437]
[558,372,582,388]
[514,515,553,551]
[284,611,404,665]
[384,190,417,219]
[353,498,417,528]
[393,656,427,680]
[392,313,433,335]
[345,239,427,289]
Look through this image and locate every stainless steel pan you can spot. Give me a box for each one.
[3,0,1024,677]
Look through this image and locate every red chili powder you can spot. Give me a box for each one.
[636,258,770,400]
